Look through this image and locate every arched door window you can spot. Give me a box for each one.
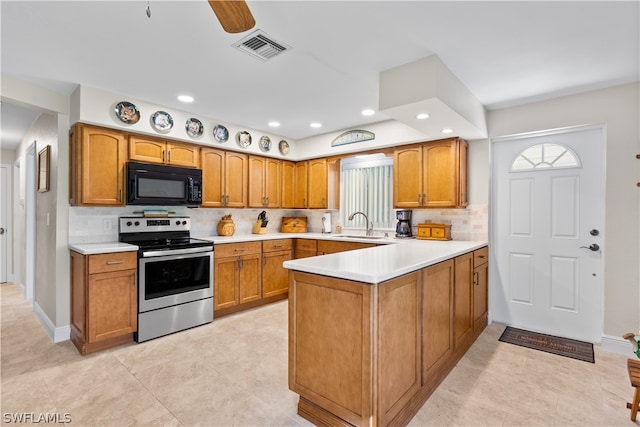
[510,143,580,171]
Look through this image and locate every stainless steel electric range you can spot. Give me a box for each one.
[119,216,213,342]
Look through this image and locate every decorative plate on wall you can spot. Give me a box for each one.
[114,101,140,124]
[236,131,252,148]
[213,124,229,143]
[151,111,174,132]
[279,140,290,155]
[259,135,271,152]
[185,118,204,138]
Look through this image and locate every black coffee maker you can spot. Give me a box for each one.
[395,210,412,238]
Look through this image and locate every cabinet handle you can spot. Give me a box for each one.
[119,189,122,203]
[322,197,326,208]
[266,196,269,205]
[236,258,241,270]
[474,271,479,285]
[417,194,421,205]
[478,255,486,259]
[168,151,171,163]
[303,198,307,208]
[274,244,283,248]
[262,255,267,267]
[422,193,426,206]
[234,248,247,252]
[106,260,124,265]
[226,195,229,205]
[162,150,166,162]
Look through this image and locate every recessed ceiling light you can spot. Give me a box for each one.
[441,128,454,134]
[177,95,194,103]
[310,122,322,129]
[416,113,430,120]
[268,121,280,127]
[361,109,375,116]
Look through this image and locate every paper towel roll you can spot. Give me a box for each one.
[322,213,332,233]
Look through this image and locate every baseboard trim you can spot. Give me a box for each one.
[601,334,634,357]
[33,302,71,343]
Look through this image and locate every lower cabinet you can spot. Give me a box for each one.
[214,240,292,317]
[289,245,489,427]
[262,239,293,298]
[295,239,318,259]
[317,240,375,254]
[70,250,137,355]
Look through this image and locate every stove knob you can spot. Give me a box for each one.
[134,221,140,226]
[176,220,181,226]
[126,221,132,227]
[182,220,187,225]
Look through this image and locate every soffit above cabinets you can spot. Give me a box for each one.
[379,55,488,141]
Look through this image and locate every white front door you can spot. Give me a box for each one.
[491,125,604,343]
[0,165,9,283]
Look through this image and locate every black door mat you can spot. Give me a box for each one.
[498,326,594,363]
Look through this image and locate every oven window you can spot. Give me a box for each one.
[144,255,210,299]
[138,177,185,198]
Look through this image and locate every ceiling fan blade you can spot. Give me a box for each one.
[208,1,256,34]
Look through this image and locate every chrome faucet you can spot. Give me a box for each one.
[348,211,373,236]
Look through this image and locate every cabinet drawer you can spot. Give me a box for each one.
[417,227,431,238]
[263,239,293,252]
[88,252,137,274]
[295,239,317,252]
[215,241,262,258]
[473,247,489,268]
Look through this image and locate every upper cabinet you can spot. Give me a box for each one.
[69,124,127,206]
[292,159,328,209]
[394,138,468,209]
[248,156,281,208]
[129,135,200,168]
[281,161,296,209]
[201,148,248,208]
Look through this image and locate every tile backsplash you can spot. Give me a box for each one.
[68,204,488,244]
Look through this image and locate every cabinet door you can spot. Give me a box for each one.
[78,125,127,206]
[265,158,281,208]
[281,161,296,208]
[422,259,454,383]
[393,146,422,208]
[317,240,375,254]
[307,158,327,208]
[473,249,489,330]
[422,140,458,208]
[454,252,474,349]
[201,148,225,207]
[129,135,166,164]
[294,161,308,208]
[248,156,266,207]
[214,256,239,310]
[262,249,292,297]
[87,269,137,343]
[167,142,200,168]
[225,152,248,208]
[239,253,261,304]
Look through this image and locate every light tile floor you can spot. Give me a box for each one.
[1,283,635,426]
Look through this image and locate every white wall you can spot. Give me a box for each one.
[487,82,640,340]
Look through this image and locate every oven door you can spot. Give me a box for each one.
[138,248,213,313]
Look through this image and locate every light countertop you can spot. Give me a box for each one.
[196,232,398,245]
[69,242,139,255]
[283,239,487,284]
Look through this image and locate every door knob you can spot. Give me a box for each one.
[0,227,4,235]
[580,244,600,252]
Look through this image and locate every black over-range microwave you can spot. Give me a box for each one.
[127,161,203,207]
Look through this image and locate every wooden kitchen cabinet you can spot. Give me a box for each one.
[281,161,296,208]
[422,259,454,385]
[262,239,293,298]
[129,135,200,168]
[200,148,248,208]
[248,155,281,208]
[454,251,474,350]
[295,239,318,258]
[69,124,127,206]
[393,138,468,208]
[473,246,489,330]
[293,159,328,208]
[70,250,137,355]
[214,241,262,314]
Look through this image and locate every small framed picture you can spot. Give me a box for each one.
[37,145,50,192]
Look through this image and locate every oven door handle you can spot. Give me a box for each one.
[141,246,213,258]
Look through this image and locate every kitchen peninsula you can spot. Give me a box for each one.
[283,240,489,427]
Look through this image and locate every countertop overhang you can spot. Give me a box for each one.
[283,238,487,284]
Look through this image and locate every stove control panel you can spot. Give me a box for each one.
[119,216,191,233]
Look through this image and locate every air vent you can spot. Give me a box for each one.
[233,30,292,62]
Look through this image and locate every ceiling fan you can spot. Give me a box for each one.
[208,1,256,33]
